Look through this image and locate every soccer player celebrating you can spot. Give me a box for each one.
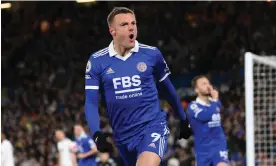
[84,7,191,166]
[55,130,77,166]
[74,124,98,166]
[187,75,229,166]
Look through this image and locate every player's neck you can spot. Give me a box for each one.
[198,95,210,104]
[113,42,131,57]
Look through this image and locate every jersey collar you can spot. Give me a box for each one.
[77,132,87,140]
[108,40,139,61]
[196,97,211,106]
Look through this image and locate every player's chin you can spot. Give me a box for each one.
[127,40,135,48]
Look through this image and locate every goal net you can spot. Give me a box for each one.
[245,52,276,166]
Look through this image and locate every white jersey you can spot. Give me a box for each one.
[1,139,15,166]
[57,138,74,166]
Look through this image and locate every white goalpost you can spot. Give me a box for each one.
[245,52,276,166]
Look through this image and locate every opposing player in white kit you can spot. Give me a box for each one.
[1,132,15,166]
[55,130,77,166]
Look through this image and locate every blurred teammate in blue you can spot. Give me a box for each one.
[187,75,229,166]
[74,124,98,166]
[84,7,191,166]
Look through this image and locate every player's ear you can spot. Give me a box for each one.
[194,87,199,94]
[109,27,115,36]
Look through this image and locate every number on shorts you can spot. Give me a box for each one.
[151,133,161,142]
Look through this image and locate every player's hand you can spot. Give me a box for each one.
[77,153,86,159]
[177,120,193,139]
[93,131,113,153]
[210,86,219,100]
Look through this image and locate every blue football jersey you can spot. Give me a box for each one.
[75,133,97,166]
[187,97,227,154]
[85,41,170,144]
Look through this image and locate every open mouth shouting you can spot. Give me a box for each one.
[129,34,135,42]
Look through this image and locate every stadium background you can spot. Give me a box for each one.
[1,1,276,166]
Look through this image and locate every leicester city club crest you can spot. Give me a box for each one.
[137,62,147,72]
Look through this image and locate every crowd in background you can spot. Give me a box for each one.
[2,1,276,166]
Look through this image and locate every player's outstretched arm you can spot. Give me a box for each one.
[153,48,187,121]
[85,57,113,152]
[85,91,100,136]
[158,77,192,139]
[158,77,187,120]
[85,58,101,136]
[153,48,191,139]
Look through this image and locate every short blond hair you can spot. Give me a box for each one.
[107,7,135,27]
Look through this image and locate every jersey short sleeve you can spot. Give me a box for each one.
[88,138,96,149]
[85,56,101,90]
[154,49,171,82]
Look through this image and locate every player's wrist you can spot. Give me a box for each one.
[210,97,219,101]
[180,119,189,127]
